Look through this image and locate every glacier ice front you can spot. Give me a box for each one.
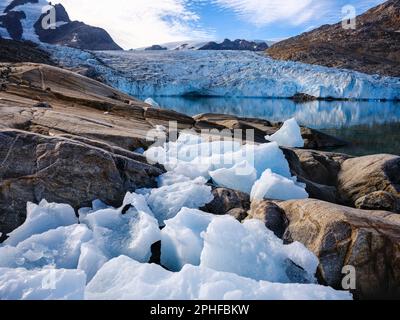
[47,46,400,100]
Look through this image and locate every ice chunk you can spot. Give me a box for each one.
[0,224,92,270]
[176,140,241,162]
[144,98,160,107]
[161,208,214,271]
[283,241,320,277]
[209,142,291,178]
[147,177,214,225]
[0,268,86,300]
[5,200,78,246]
[157,171,191,187]
[250,169,309,201]
[210,161,257,194]
[85,256,352,300]
[81,204,160,263]
[266,118,305,148]
[77,242,108,282]
[200,216,316,283]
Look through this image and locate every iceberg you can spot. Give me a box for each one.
[251,169,309,201]
[85,256,352,300]
[266,118,305,148]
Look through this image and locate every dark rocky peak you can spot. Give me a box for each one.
[199,38,268,51]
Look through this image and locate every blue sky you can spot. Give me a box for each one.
[55,0,387,49]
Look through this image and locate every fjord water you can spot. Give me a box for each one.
[144,96,400,156]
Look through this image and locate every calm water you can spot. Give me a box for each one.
[143,96,400,156]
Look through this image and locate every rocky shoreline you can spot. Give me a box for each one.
[1,62,400,299]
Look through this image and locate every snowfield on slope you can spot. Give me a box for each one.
[46,45,400,100]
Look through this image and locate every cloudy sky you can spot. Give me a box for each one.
[54,0,386,49]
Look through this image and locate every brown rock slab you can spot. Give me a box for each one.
[0,129,163,237]
[338,154,400,211]
[248,200,288,238]
[278,199,400,299]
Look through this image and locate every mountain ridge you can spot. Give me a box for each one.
[0,0,122,50]
[267,0,400,77]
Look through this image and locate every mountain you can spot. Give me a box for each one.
[138,39,269,51]
[267,0,400,77]
[0,0,122,50]
[198,39,269,51]
[0,37,54,63]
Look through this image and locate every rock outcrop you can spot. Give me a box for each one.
[0,129,163,237]
[278,199,400,299]
[248,200,288,239]
[338,154,400,213]
[267,0,400,77]
[202,188,250,215]
[0,39,54,64]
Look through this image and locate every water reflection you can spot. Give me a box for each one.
[143,96,400,129]
[141,96,400,156]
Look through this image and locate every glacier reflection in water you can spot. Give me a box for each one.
[142,96,400,129]
[141,96,400,156]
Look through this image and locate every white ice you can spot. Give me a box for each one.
[5,200,78,246]
[209,160,257,194]
[266,118,305,148]
[251,169,309,201]
[0,224,92,270]
[47,47,400,101]
[146,177,214,225]
[81,195,160,264]
[85,256,352,300]
[160,208,214,271]
[144,98,160,107]
[0,268,86,300]
[200,216,317,283]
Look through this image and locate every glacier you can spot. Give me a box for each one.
[45,45,400,100]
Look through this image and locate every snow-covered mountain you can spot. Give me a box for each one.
[47,46,400,101]
[139,39,272,51]
[0,0,122,50]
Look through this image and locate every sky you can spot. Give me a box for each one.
[53,0,387,49]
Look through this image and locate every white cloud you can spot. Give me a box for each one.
[54,0,214,49]
[213,0,328,27]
